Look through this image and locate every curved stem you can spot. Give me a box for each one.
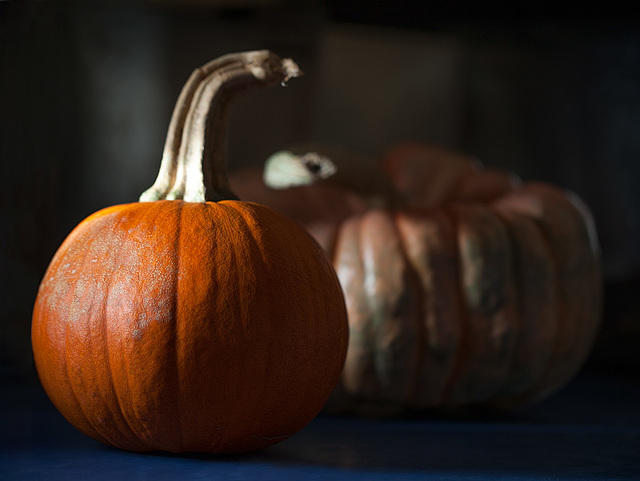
[140,50,301,203]
[141,54,245,202]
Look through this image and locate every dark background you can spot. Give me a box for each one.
[1,0,639,382]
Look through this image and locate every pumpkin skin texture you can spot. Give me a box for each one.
[230,141,602,413]
[32,200,347,453]
[31,51,349,453]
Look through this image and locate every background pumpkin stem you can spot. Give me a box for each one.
[263,143,402,208]
[140,50,301,203]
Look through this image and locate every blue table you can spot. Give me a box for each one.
[2,372,639,480]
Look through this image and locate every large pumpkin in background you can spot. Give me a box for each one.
[31,51,349,453]
[230,141,602,414]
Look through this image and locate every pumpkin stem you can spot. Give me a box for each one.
[140,50,301,203]
[263,143,402,208]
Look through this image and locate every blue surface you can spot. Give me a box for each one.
[2,372,639,480]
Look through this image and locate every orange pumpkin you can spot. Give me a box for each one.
[230,141,602,414]
[31,51,349,453]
